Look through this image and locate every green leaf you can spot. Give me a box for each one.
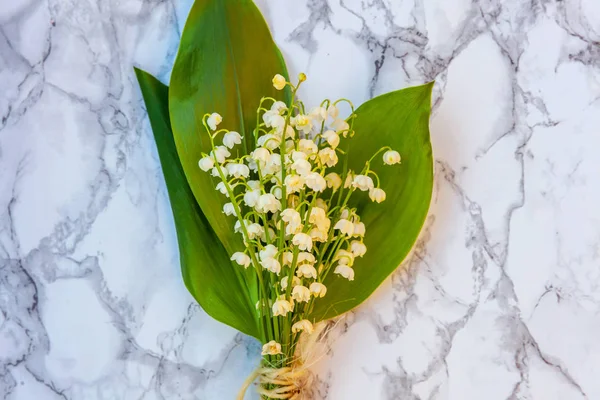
[134,68,260,339]
[168,0,290,258]
[310,82,434,321]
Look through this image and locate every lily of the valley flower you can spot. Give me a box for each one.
[334,264,355,281]
[304,172,327,192]
[272,297,293,316]
[256,193,281,213]
[231,252,251,268]
[325,172,342,190]
[261,257,281,274]
[383,150,401,165]
[272,74,286,90]
[292,319,314,334]
[207,112,222,131]
[309,282,327,297]
[322,130,340,148]
[292,285,311,303]
[223,131,242,148]
[262,340,282,355]
[296,263,318,279]
[369,188,386,203]
[291,159,312,176]
[226,163,250,178]
[292,232,313,251]
[350,241,367,257]
[222,202,235,216]
[353,222,366,237]
[292,114,312,134]
[298,139,318,157]
[318,148,338,167]
[334,219,354,237]
[198,156,214,172]
[352,175,374,191]
[281,275,301,290]
[285,174,305,193]
[210,146,230,163]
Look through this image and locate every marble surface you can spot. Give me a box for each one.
[1,0,600,399]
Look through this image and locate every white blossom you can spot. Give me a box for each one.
[334,219,354,237]
[315,198,328,211]
[280,275,301,290]
[222,202,235,216]
[297,252,316,265]
[298,139,318,157]
[285,174,305,193]
[331,118,349,133]
[344,171,354,188]
[291,159,312,176]
[292,319,314,334]
[292,232,313,251]
[353,222,366,237]
[282,251,294,266]
[272,74,286,90]
[251,146,270,164]
[309,106,327,122]
[325,172,342,190]
[223,131,242,148]
[198,157,214,171]
[383,150,401,165]
[271,101,287,113]
[244,189,261,207]
[322,130,340,148]
[226,163,250,178]
[230,252,251,268]
[263,154,282,175]
[259,244,278,261]
[257,133,281,150]
[351,241,367,257]
[291,150,307,162]
[292,285,311,303]
[281,209,302,235]
[334,264,355,281]
[352,175,374,191]
[318,148,338,167]
[272,297,293,316]
[292,114,312,134]
[216,182,228,197]
[207,112,222,131]
[211,166,227,178]
[309,228,328,242]
[304,172,327,192]
[369,188,386,203]
[210,146,230,163]
[335,249,355,266]
[256,193,281,213]
[327,104,339,119]
[296,263,318,279]
[309,207,330,231]
[309,282,327,297]
[262,340,282,355]
[262,111,285,129]
[246,223,264,240]
[261,257,281,274]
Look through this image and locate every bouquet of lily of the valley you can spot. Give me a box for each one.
[135,1,433,398]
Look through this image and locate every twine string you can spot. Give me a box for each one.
[237,321,336,400]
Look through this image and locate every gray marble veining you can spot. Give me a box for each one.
[1,0,599,399]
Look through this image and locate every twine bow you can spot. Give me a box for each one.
[237,322,331,400]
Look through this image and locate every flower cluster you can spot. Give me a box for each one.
[197,73,401,359]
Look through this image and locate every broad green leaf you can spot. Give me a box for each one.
[310,83,434,321]
[135,68,260,339]
[168,0,290,259]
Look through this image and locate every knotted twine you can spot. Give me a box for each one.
[237,321,331,400]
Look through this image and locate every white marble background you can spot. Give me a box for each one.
[1,0,599,399]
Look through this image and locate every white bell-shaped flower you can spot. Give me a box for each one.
[292,285,311,303]
[383,150,401,165]
[207,112,222,131]
[223,131,242,149]
[198,156,214,171]
[334,264,355,281]
[292,319,314,334]
[369,188,386,203]
[334,219,354,237]
[230,252,251,268]
[309,282,327,298]
[292,232,313,251]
